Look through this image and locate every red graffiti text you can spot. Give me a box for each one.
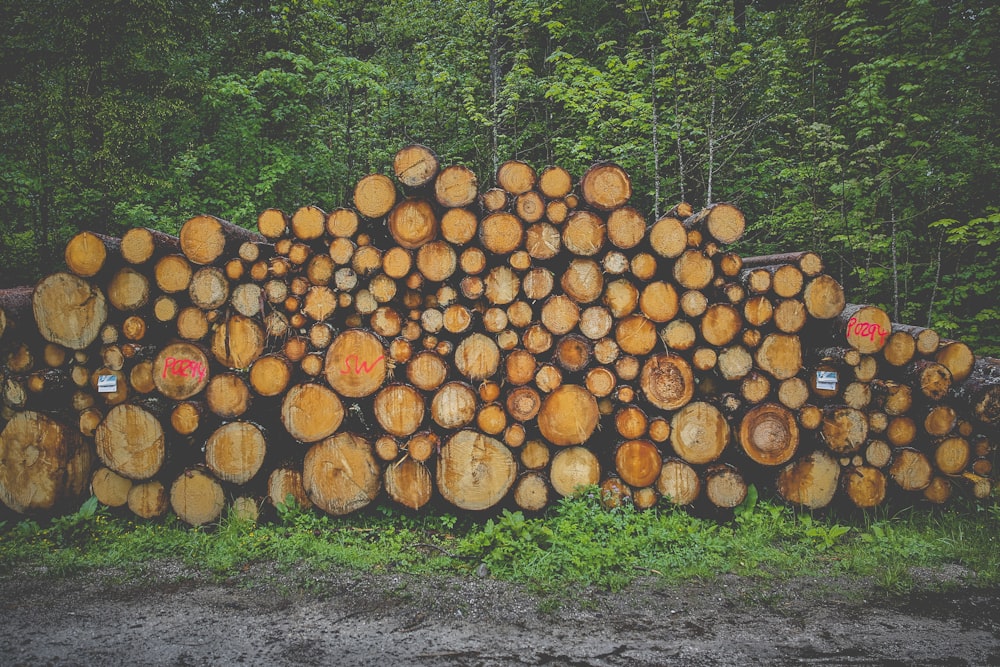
[846,317,889,346]
[162,357,207,382]
[340,353,385,375]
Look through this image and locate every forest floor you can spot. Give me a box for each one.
[1,560,998,666]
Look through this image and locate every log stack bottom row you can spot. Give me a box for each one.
[1,144,998,526]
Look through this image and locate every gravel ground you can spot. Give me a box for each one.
[1,562,998,666]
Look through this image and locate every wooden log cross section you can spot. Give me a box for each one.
[0,143,997,525]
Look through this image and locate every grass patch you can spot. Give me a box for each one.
[2,487,998,595]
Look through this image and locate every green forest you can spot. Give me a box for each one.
[1,0,997,353]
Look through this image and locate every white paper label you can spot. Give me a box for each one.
[815,370,838,391]
[97,375,118,393]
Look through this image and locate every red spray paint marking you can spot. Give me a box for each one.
[846,316,890,346]
[340,353,385,375]
[162,357,207,382]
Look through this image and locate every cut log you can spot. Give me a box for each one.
[373,383,425,437]
[701,304,742,347]
[684,203,745,245]
[385,458,433,510]
[882,329,917,367]
[953,358,1000,426]
[431,382,478,430]
[934,437,970,475]
[821,406,868,456]
[670,401,730,464]
[188,266,228,310]
[268,467,312,509]
[281,383,344,443]
[614,439,662,488]
[802,275,846,320]
[290,205,327,241]
[776,449,840,509]
[649,215,687,258]
[562,210,606,256]
[153,342,210,400]
[838,304,891,354]
[211,315,265,369]
[844,465,887,508]
[303,432,380,516]
[497,159,537,195]
[656,459,700,505]
[550,446,601,497]
[480,212,524,255]
[394,144,439,188]
[537,384,600,446]
[64,231,120,278]
[205,372,251,419]
[739,403,799,466]
[454,333,500,381]
[171,468,225,526]
[606,206,646,250]
[906,359,952,401]
[705,464,748,508]
[436,430,516,510]
[205,421,267,484]
[755,333,802,381]
[32,272,108,350]
[934,341,975,383]
[95,404,165,481]
[324,329,387,398]
[538,165,573,199]
[615,314,657,356]
[128,480,169,519]
[672,250,715,290]
[513,472,550,512]
[90,467,132,508]
[0,411,92,514]
[434,164,478,208]
[640,353,695,411]
[561,259,604,304]
[888,448,933,491]
[388,198,438,249]
[179,215,263,266]
[257,208,288,239]
[639,281,679,323]
[354,174,397,219]
[579,163,631,211]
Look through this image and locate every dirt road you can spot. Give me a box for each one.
[1,563,998,666]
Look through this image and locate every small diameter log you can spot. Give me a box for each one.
[923,476,953,504]
[538,165,573,199]
[257,208,288,240]
[290,206,326,241]
[580,163,632,211]
[394,144,440,189]
[153,342,210,400]
[170,401,203,436]
[433,164,478,208]
[211,315,265,370]
[562,211,606,256]
[388,198,438,249]
[739,403,800,466]
[107,268,151,312]
[496,159,537,195]
[741,251,825,276]
[890,323,941,357]
[170,468,225,526]
[562,258,604,304]
[843,465,887,508]
[64,230,121,277]
[606,206,647,250]
[670,401,730,464]
[374,383,425,437]
[303,433,380,516]
[436,430,516,510]
[188,266,228,310]
[649,215,687,259]
[324,329,387,398]
[281,383,345,443]
[701,303,742,347]
[953,358,1000,426]
[431,382,478,430]
[550,446,601,497]
[91,467,132,508]
[128,480,169,519]
[205,373,251,419]
[882,328,917,367]
[385,458,433,510]
[205,421,267,485]
[755,334,803,381]
[0,411,92,514]
[353,174,397,220]
[656,459,700,505]
[32,272,108,350]
[615,439,662,488]
[95,404,165,481]
[906,359,952,401]
[673,250,715,290]
[454,333,501,382]
[615,315,658,356]
[821,406,868,456]
[934,437,970,475]
[179,215,263,266]
[776,449,840,509]
[537,384,599,446]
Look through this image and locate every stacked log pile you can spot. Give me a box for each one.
[1,144,997,525]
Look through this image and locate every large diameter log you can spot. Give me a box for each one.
[953,357,1000,426]
[802,275,846,320]
[95,404,165,480]
[844,465,887,508]
[374,383,425,437]
[211,315,265,369]
[640,353,695,411]
[435,164,478,208]
[387,198,438,249]
[775,449,840,509]
[888,447,933,492]
[32,272,108,350]
[281,383,344,443]
[579,163,631,210]
[755,333,802,381]
[934,341,975,383]
[0,411,93,514]
[436,430,516,510]
[170,468,225,526]
[303,432,380,516]
[179,215,263,266]
[670,401,730,464]
[394,144,440,189]
[354,174,397,219]
[738,403,800,466]
[384,458,433,510]
[537,384,599,446]
[64,231,121,277]
[837,304,891,354]
[153,342,210,400]
[120,227,181,265]
[325,329,387,398]
[497,159,537,195]
[550,446,601,497]
[684,203,745,245]
[205,421,267,485]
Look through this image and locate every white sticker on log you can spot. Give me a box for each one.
[97,375,118,393]
[815,370,838,391]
